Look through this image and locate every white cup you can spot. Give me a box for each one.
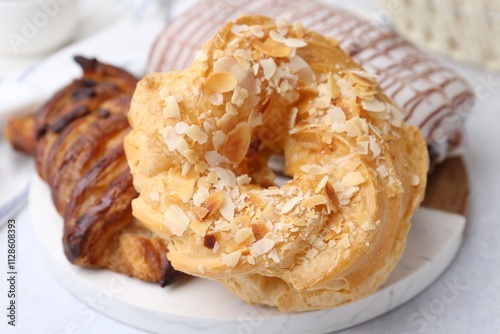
[0,0,79,56]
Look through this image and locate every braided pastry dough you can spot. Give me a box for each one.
[125,16,428,310]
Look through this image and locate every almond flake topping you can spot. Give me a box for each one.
[163,95,180,119]
[206,71,238,93]
[159,87,170,99]
[204,151,228,167]
[356,140,369,155]
[231,24,249,35]
[280,197,301,215]
[410,174,420,186]
[287,56,314,84]
[249,24,264,38]
[362,98,386,113]
[268,248,280,263]
[159,126,180,151]
[237,174,251,185]
[369,137,382,157]
[342,172,366,187]
[234,228,254,244]
[221,251,241,268]
[302,195,327,207]
[164,205,190,236]
[269,30,287,43]
[231,86,249,107]
[335,234,351,250]
[183,149,199,164]
[203,192,224,216]
[300,164,328,175]
[212,131,226,151]
[377,165,389,177]
[175,137,189,155]
[250,238,275,257]
[252,38,290,57]
[327,107,346,123]
[186,125,208,144]
[195,49,208,62]
[315,176,329,193]
[214,197,233,223]
[328,72,340,99]
[175,122,189,134]
[285,38,307,48]
[180,179,195,203]
[260,58,277,80]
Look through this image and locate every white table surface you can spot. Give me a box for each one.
[1,0,500,333]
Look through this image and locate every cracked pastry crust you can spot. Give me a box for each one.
[125,16,428,309]
[5,56,178,286]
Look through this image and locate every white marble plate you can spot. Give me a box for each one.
[29,172,466,334]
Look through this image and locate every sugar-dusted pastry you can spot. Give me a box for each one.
[126,15,428,310]
[147,0,474,169]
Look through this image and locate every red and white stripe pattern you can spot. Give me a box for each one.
[147,0,475,166]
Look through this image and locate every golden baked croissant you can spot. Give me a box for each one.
[125,15,428,310]
[5,56,178,286]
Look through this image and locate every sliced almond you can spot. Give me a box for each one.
[180,179,195,203]
[300,164,327,175]
[221,251,241,268]
[159,126,179,152]
[219,197,235,221]
[175,122,189,134]
[234,227,255,244]
[362,98,386,112]
[260,58,277,80]
[323,230,338,242]
[249,25,264,38]
[164,205,190,237]
[252,38,290,57]
[328,72,340,99]
[293,20,304,38]
[193,207,210,220]
[230,24,249,35]
[287,56,314,84]
[186,125,208,144]
[247,192,267,209]
[410,173,420,186]
[206,71,237,93]
[369,137,382,157]
[223,123,251,164]
[250,238,275,257]
[212,131,226,151]
[302,195,327,208]
[250,223,268,241]
[183,149,199,164]
[231,86,249,107]
[194,49,208,62]
[356,140,369,155]
[190,218,212,236]
[325,182,339,209]
[349,71,378,87]
[163,96,180,119]
[285,38,307,48]
[202,192,225,216]
[342,172,366,187]
[335,234,351,250]
[315,176,329,193]
[280,197,301,215]
[377,165,389,177]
